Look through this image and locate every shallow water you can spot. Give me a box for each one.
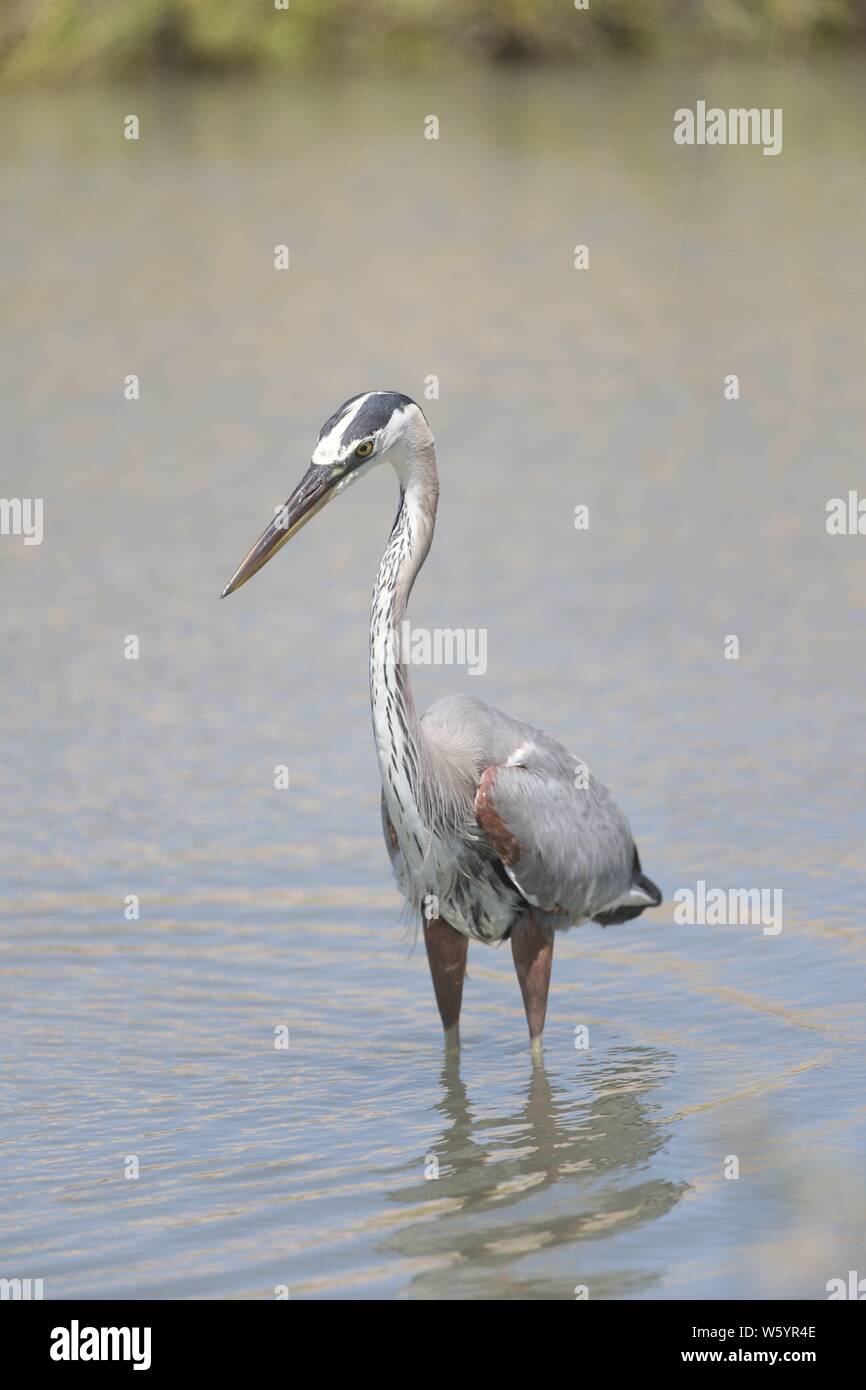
[1,61,865,1300]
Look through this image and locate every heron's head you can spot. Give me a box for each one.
[221,390,432,598]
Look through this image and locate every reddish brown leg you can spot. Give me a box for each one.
[423,916,468,1047]
[511,913,554,1056]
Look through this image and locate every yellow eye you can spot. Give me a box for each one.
[354,440,374,459]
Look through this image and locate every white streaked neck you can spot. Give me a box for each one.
[369,450,438,854]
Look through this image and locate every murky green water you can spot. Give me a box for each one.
[1,62,865,1300]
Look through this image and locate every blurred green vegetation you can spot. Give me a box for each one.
[1,0,864,81]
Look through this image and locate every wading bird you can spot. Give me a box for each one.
[222,392,662,1054]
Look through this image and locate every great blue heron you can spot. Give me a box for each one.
[222,391,662,1054]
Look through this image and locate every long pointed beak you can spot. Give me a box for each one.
[220,464,341,598]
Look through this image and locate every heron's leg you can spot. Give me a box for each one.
[511,913,554,1057]
[423,916,468,1047]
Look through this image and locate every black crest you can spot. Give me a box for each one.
[318,391,419,449]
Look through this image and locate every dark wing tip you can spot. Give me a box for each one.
[637,872,663,908]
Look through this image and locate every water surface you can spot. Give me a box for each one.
[1,62,865,1299]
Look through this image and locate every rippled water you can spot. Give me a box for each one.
[1,61,865,1300]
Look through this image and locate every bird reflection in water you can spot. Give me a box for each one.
[380,1046,685,1299]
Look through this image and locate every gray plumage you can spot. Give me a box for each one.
[221,388,662,956]
[383,693,660,943]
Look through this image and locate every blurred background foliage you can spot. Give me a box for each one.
[1,0,864,81]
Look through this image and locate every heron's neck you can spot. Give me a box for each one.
[370,451,438,845]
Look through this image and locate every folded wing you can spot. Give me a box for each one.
[474,749,661,926]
